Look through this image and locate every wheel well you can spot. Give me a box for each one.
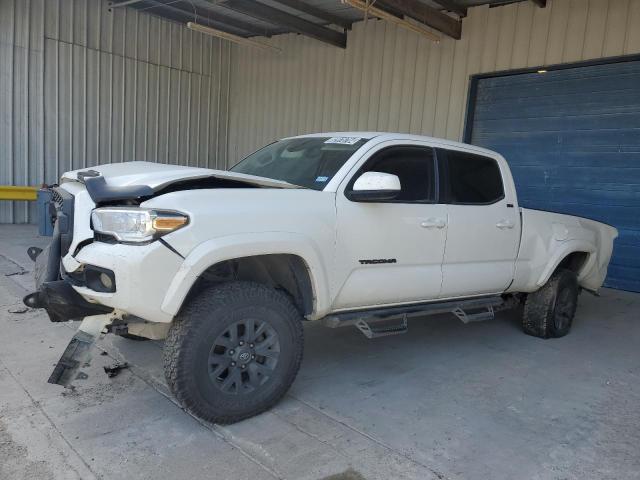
[191,254,314,316]
[556,251,589,275]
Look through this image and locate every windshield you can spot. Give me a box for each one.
[230,136,369,190]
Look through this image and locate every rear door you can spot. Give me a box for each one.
[466,59,640,292]
[438,148,521,298]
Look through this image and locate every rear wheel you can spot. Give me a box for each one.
[163,281,304,424]
[522,269,579,338]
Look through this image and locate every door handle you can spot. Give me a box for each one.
[420,218,446,229]
[496,220,515,229]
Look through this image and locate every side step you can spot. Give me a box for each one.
[355,316,408,339]
[323,296,511,339]
[452,305,495,323]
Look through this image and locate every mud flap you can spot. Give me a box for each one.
[48,315,113,387]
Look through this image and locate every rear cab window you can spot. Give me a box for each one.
[437,149,505,205]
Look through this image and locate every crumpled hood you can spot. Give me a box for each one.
[60,161,298,190]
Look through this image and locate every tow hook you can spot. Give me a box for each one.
[27,246,42,261]
[48,314,115,387]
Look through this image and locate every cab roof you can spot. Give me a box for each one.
[286,132,500,158]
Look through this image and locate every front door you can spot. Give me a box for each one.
[332,143,447,310]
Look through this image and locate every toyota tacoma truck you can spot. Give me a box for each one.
[24,132,617,424]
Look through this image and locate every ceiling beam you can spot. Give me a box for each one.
[530,0,547,7]
[344,0,440,42]
[269,0,353,30]
[377,0,461,39]
[130,0,268,37]
[430,0,467,18]
[222,0,347,48]
[187,22,281,52]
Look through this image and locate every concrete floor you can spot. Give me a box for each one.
[0,225,639,480]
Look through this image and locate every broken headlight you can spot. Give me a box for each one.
[91,207,188,243]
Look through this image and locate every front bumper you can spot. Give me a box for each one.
[24,279,113,322]
[26,238,182,324]
[25,182,183,324]
[24,205,113,322]
[71,240,182,323]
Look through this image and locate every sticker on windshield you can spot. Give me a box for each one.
[315,176,329,183]
[324,136,362,145]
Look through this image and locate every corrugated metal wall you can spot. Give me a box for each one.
[0,0,231,223]
[3,0,640,223]
[226,0,640,163]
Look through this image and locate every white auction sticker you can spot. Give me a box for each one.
[324,136,362,145]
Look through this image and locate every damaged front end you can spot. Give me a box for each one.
[23,186,116,387]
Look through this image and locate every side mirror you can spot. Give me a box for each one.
[348,171,401,202]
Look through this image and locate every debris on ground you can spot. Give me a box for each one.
[5,269,28,277]
[8,306,29,314]
[103,362,129,378]
[321,469,366,480]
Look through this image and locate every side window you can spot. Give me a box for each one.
[440,149,504,204]
[352,146,436,202]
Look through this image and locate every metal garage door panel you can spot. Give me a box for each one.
[469,59,640,292]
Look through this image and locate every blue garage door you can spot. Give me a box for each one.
[467,58,640,292]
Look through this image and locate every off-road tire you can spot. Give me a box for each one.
[163,281,304,424]
[522,269,579,339]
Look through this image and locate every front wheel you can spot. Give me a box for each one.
[522,269,579,339]
[163,281,304,424]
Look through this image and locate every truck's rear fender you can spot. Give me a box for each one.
[535,240,594,287]
[512,209,617,293]
[160,232,331,320]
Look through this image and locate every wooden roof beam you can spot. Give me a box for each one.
[431,0,467,18]
[269,0,353,30]
[344,0,440,42]
[222,0,347,48]
[376,0,461,39]
[129,0,267,37]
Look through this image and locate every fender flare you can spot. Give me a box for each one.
[535,239,595,287]
[160,232,331,319]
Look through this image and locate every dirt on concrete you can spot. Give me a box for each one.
[0,416,54,480]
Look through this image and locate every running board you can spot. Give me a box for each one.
[323,296,510,339]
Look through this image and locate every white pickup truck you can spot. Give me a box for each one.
[25,132,617,424]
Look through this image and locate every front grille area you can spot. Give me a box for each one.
[52,187,75,257]
[51,188,64,208]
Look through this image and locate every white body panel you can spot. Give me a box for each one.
[56,133,618,325]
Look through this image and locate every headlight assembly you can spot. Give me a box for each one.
[91,207,188,243]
